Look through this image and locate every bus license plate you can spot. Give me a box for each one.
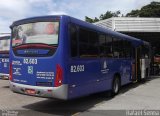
[25,89,36,95]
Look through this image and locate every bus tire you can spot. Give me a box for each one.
[111,75,121,96]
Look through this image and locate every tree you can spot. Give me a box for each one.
[85,1,160,23]
[85,10,121,23]
[126,1,160,17]
[85,16,94,23]
[126,10,140,17]
[100,11,113,20]
[112,11,121,17]
[94,17,99,22]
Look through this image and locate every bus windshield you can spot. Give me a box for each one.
[12,22,59,47]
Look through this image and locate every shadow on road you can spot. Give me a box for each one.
[23,92,112,115]
[2,85,9,88]
[23,76,159,115]
[119,76,159,94]
[0,80,9,89]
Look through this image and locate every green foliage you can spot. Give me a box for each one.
[126,1,160,17]
[85,1,160,23]
[85,16,94,23]
[126,10,140,17]
[85,16,99,23]
[85,10,121,23]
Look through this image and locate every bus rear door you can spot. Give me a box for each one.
[131,47,141,82]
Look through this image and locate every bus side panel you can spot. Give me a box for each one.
[67,59,101,99]
[0,57,9,76]
[120,59,132,85]
[67,59,123,99]
[103,59,132,86]
[68,79,112,99]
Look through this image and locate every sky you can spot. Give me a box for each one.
[0,0,159,33]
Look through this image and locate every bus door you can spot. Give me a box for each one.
[136,47,142,81]
[131,47,141,82]
[140,45,151,79]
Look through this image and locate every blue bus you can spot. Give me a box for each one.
[0,35,10,79]
[9,15,151,100]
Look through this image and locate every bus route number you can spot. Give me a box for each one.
[71,65,84,73]
[23,59,37,65]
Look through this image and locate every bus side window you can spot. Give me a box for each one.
[70,24,78,57]
[106,35,113,57]
[79,28,99,58]
[112,38,126,58]
[79,28,89,57]
[99,34,106,57]
[88,31,99,57]
[99,34,113,58]
[113,38,120,58]
[124,41,132,58]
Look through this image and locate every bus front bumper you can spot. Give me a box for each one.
[10,82,68,100]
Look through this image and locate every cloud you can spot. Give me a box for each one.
[0,0,159,33]
[0,0,57,33]
[0,18,11,33]
[49,11,68,15]
[0,0,30,19]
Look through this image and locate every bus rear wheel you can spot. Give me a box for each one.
[111,76,120,96]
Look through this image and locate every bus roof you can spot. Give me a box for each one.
[10,15,146,47]
[0,35,10,40]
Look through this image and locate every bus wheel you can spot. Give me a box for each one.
[111,76,120,96]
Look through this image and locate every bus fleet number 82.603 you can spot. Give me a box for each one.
[71,65,84,73]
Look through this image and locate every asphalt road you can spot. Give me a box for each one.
[0,76,160,116]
